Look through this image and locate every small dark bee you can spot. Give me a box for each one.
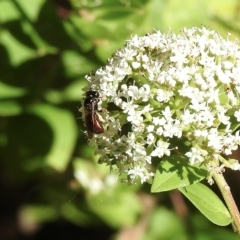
[84,90,104,138]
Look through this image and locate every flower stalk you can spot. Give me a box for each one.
[212,172,240,234]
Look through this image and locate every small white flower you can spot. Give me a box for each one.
[190,99,207,112]
[181,109,195,125]
[231,162,240,171]
[146,133,155,145]
[235,131,240,144]
[163,120,182,138]
[234,110,240,122]
[146,125,154,132]
[127,109,143,126]
[218,110,230,125]
[156,89,174,102]
[162,106,172,120]
[74,170,103,195]
[152,117,166,126]
[139,84,151,102]
[194,129,208,138]
[207,129,223,151]
[185,148,204,165]
[121,100,136,113]
[142,54,149,62]
[132,61,141,69]
[128,165,153,184]
[151,140,171,158]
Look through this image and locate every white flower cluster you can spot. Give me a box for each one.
[84,27,240,184]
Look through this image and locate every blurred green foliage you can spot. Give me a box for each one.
[1,0,240,239]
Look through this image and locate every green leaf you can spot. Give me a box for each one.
[151,155,207,193]
[0,1,21,22]
[13,0,45,22]
[62,80,87,102]
[179,183,232,226]
[0,82,27,99]
[1,29,37,66]
[0,0,44,23]
[142,207,187,240]
[19,205,57,224]
[87,189,142,228]
[44,80,87,104]
[61,51,98,77]
[27,104,78,171]
[162,0,208,31]
[61,203,94,226]
[0,101,22,116]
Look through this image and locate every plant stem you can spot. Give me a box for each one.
[212,172,240,234]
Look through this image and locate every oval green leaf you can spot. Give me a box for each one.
[27,104,78,171]
[0,101,22,116]
[179,183,232,226]
[0,82,27,99]
[151,155,207,193]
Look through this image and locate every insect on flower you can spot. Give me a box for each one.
[83,90,104,138]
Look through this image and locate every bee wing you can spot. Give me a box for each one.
[80,98,87,126]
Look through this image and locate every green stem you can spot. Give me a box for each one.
[212,172,240,234]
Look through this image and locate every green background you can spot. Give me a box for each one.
[1,0,240,239]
